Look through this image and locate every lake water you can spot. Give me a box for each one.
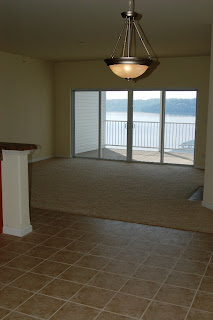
[105,112,196,151]
[106,112,196,123]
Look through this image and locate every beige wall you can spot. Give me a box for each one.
[54,56,210,167]
[203,26,213,209]
[0,51,54,160]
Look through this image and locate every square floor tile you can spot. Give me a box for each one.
[186,309,213,320]
[78,232,104,244]
[88,271,128,291]
[0,251,19,265]
[50,219,77,228]
[71,285,115,309]
[56,229,85,239]
[75,255,110,270]
[3,242,35,254]
[65,240,96,253]
[96,312,133,320]
[32,222,45,231]
[143,254,178,269]
[89,245,121,258]
[165,271,202,289]
[0,267,24,284]
[199,276,213,293]
[59,266,98,284]
[101,236,131,247]
[128,239,158,252]
[35,225,63,235]
[181,249,212,263]
[11,272,52,292]
[3,312,38,319]
[192,291,213,312]
[174,259,207,275]
[0,286,32,310]
[6,255,43,271]
[40,279,82,300]
[0,239,14,250]
[115,249,148,264]
[17,294,64,319]
[41,236,72,249]
[153,244,184,257]
[155,284,196,307]
[121,277,161,299]
[103,259,139,276]
[105,292,150,318]
[21,232,50,244]
[205,264,213,277]
[188,240,213,252]
[0,307,10,319]
[31,260,69,277]
[49,302,99,320]
[49,250,83,264]
[134,265,170,283]
[25,245,59,259]
[142,301,188,320]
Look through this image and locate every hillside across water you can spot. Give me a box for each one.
[106,98,196,115]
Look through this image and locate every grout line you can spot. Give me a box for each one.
[183,251,213,320]
[0,234,83,320]
[92,236,163,320]
[0,217,212,320]
[139,232,197,319]
[45,242,121,320]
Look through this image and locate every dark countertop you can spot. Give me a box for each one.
[0,142,37,160]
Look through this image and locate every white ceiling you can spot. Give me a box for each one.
[0,0,212,61]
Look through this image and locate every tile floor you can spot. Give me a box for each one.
[0,208,212,320]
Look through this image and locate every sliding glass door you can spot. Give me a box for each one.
[73,90,197,166]
[132,91,161,163]
[101,91,128,161]
[163,91,196,165]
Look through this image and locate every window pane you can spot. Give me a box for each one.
[164,91,197,165]
[74,91,99,158]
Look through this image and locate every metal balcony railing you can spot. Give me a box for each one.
[105,120,195,150]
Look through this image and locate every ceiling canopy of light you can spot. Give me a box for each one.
[104,0,153,81]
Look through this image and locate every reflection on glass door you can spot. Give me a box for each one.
[132,91,161,163]
[101,91,128,161]
[164,91,197,165]
[74,91,99,158]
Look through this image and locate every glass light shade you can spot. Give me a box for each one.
[104,57,152,80]
[109,63,148,79]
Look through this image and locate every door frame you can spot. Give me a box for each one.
[71,89,198,166]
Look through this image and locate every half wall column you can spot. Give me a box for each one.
[203,24,213,211]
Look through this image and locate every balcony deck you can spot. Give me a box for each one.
[75,148,194,165]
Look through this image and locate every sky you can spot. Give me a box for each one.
[106,91,197,100]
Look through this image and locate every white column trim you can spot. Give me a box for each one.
[3,225,33,237]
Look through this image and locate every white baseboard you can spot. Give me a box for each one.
[28,156,54,163]
[202,201,213,211]
[3,225,33,237]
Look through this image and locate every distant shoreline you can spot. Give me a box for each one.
[106,98,196,116]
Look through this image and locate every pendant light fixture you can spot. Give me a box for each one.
[104,0,153,81]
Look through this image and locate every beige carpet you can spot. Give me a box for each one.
[29,158,213,233]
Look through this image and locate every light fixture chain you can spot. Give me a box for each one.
[128,18,131,57]
[133,19,152,58]
[122,18,129,57]
[111,20,127,58]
